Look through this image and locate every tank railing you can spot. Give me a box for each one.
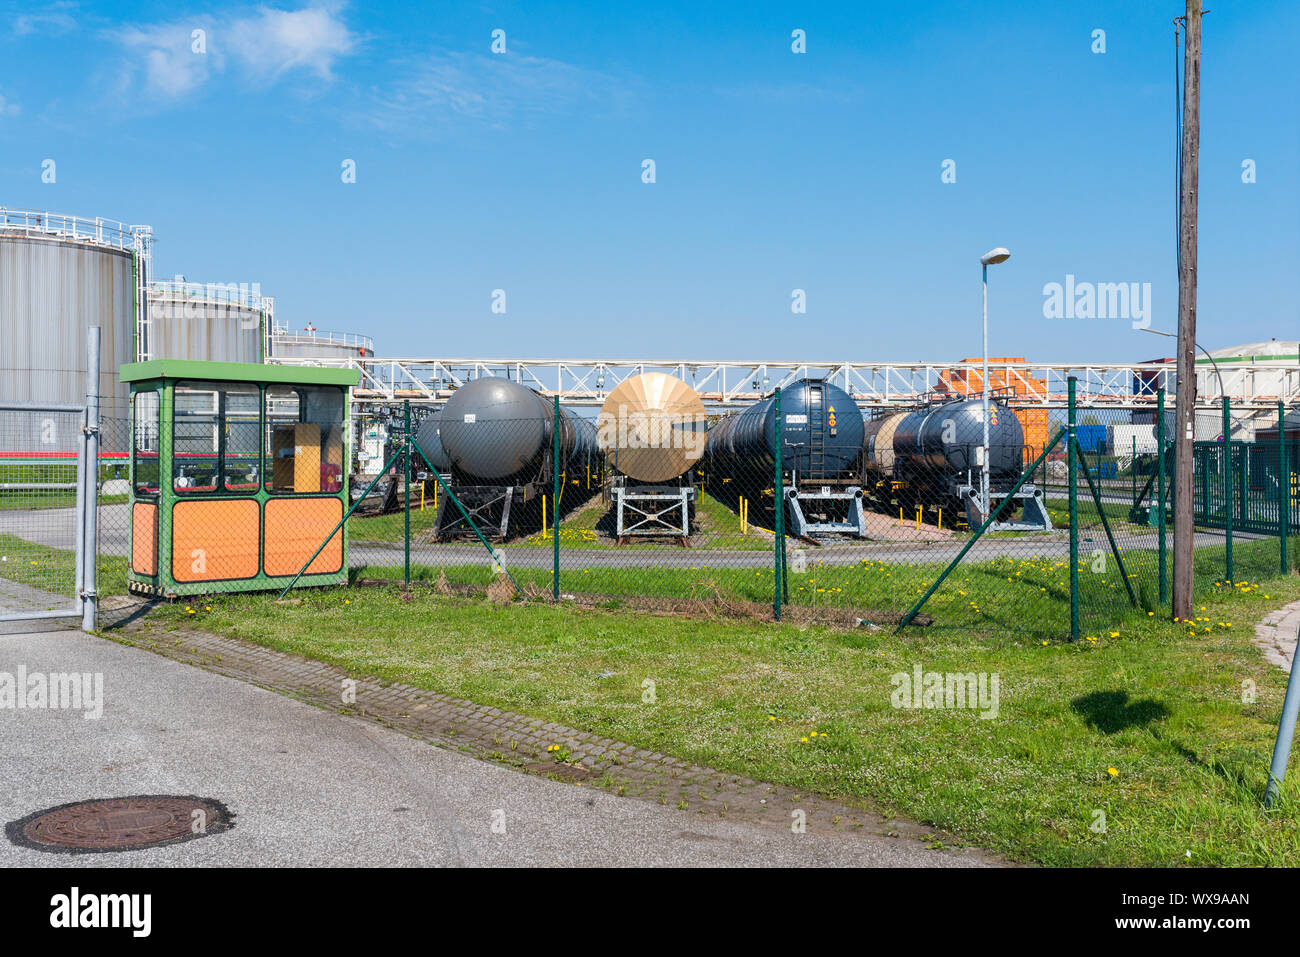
[270,327,375,352]
[0,207,149,251]
[147,279,269,310]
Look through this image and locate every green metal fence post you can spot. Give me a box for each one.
[773,386,784,622]
[1158,388,1168,605]
[1281,401,1290,575]
[1067,376,1080,643]
[403,400,411,590]
[1224,395,1233,583]
[895,428,1066,633]
[553,395,560,601]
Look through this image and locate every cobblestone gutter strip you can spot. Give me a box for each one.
[111,618,995,861]
[1254,599,1300,670]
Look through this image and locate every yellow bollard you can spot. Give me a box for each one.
[938,507,942,528]
[420,483,425,511]
[541,495,548,539]
[899,506,903,527]
[916,505,921,530]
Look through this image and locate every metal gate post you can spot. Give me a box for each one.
[403,400,411,589]
[553,395,561,601]
[1158,388,1168,604]
[1067,377,1079,643]
[1224,395,1233,583]
[773,387,784,621]
[1280,402,1289,575]
[81,326,101,632]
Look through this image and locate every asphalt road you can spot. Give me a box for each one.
[0,628,985,867]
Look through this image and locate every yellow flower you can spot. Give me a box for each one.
[1109,631,1119,638]
[800,737,809,743]
[1107,767,1118,777]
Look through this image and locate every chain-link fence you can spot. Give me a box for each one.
[314,385,1293,643]
[0,405,88,619]
[2,376,1281,643]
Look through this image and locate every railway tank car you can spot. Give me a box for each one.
[431,378,600,539]
[596,372,708,541]
[861,396,1048,529]
[706,378,870,537]
[706,378,865,480]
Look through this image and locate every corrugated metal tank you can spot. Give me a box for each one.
[144,285,265,365]
[0,230,136,427]
[267,331,373,360]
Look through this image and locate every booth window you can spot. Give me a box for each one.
[132,390,161,495]
[265,385,345,493]
[172,381,261,494]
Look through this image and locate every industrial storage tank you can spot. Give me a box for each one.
[0,209,144,426]
[143,279,268,365]
[596,372,707,483]
[413,408,452,472]
[706,378,865,480]
[438,377,598,485]
[266,319,374,360]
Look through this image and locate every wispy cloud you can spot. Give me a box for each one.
[367,50,635,134]
[13,2,77,37]
[0,90,19,116]
[112,3,356,101]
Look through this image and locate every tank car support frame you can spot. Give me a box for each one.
[614,485,694,545]
[432,484,518,541]
[960,482,1053,532]
[784,486,869,539]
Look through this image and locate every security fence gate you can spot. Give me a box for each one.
[0,329,100,630]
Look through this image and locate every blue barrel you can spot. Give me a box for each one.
[707,379,865,480]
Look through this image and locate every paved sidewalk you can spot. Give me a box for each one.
[1,626,995,867]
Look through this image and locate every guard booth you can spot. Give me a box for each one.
[122,360,360,598]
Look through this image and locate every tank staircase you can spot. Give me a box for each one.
[783,383,870,539]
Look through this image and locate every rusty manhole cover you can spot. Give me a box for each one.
[5,795,233,854]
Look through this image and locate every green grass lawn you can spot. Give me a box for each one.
[0,532,129,598]
[138,565,1300,866]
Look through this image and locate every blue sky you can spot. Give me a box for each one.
[1,0,1295,362]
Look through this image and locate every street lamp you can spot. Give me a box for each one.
[980,247,1010,518]
[1138,327,1226,405]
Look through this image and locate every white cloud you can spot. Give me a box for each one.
[228,6,354,80]
[113,4,355,100]
[0,91,19,116]
[118,23,216,98]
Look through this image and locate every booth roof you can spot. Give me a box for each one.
[120,359,360,388]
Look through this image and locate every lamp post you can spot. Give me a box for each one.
[980,247,1010,518]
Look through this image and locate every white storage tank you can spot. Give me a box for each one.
[143,278,268,365]
[0,209,146,426]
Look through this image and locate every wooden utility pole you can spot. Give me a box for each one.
[1172,0,1202,620]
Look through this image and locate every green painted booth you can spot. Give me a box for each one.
[122,360,360,598]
